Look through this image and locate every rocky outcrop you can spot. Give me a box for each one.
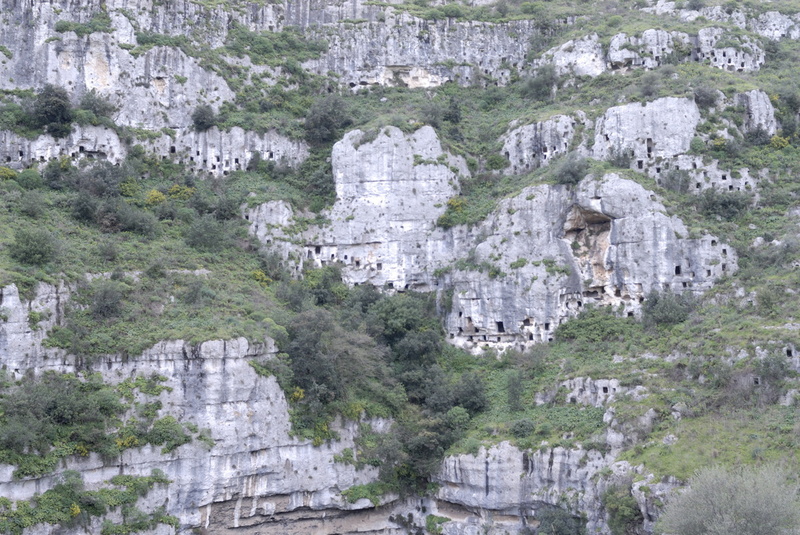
[501,115,578,175]
[249,125,735,352]
[735,89,778,136]
[441,174,734,351]
[0,305,395,533]
[0,29,233,130]
[0,125,127,167]
[0,282,70,374]
[750,11,800,40]
[0,126,307,176]
[248,125,466,289]
[436,442,615,534]
[608,29,682,71]
[542,26,764,76]
[538,34,606,77]
[303,14,545,88]
[592,97,701,163]
[141,126,309,176]
[647,154,761,194]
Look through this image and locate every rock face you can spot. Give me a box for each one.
[0,283,70,374]
[303,14,544,88]
[539,34,606,77]
[436,442,615,534]
[442,174,734,350]
[592,97,701,163]
[249,125,466,289]
[0,126,307,177]
[0,287,400,533]
[250,125,736,353]
[735,89,779,136]
[501,115,578,175]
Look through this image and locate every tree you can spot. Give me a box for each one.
[304,95,352,143]
[33,84,74,138]
[191,104,217,131]
[79,89,116,118]
[535,505,586,535]
[657,464,800,535]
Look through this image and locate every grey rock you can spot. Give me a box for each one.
[303,13,545,88]
[592,97,700,162]
[0,126,307,177]
[500,114,578,175]
[735,89,779,135]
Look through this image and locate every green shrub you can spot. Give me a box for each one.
[79,89,116,119]
[520,64,557,101]
[0,166,16,181]
[486,153,510,170]
[184,214,229,250]
[18,190,46,218]
[696,189,750,220]
[642,290,695,328]
[507,371,524,412]
[510,418,536,438]
[603,483,643,535]
[91,280,126,319]
[0,373,124,456]
[54,12,112,37]
[15,169,43,189]
[657,465,800,535]
[554,153,589,185]
[304,95,352,144]
[9,228,58,265]
[694,86,718,109]
[191,104,217,132]
[536,506,586,535]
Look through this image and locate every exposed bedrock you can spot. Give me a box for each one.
[248,125,736,352]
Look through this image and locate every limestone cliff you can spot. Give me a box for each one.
[0,0,796,533]
[250,124,735,351]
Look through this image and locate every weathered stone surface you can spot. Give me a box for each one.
[696,27,764,72]
[538,34,606,77]
[436,442,617,534]
[0,125,127,167]
[0,283,70,374]
[608,29,689,70]
[592,97,701,162]
[249,125,466,289]
[441,173,734,351]
[249,125,735,354]
[0,30,233,130]
[735,89,778,135]
[500,114,578,175]
[0,327,388,534]
[0,126,307,177]
[303,13,544,88]
[750,11,800,40]
[645,154,760,194]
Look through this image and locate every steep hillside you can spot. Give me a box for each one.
[1,0,800,533]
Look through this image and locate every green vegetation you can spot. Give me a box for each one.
[54,12,113,37]
[0,372,198,478]
[0,470,176,535]
[251,274,489,491]
[5,0,800,532]
[656,464,800,535]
